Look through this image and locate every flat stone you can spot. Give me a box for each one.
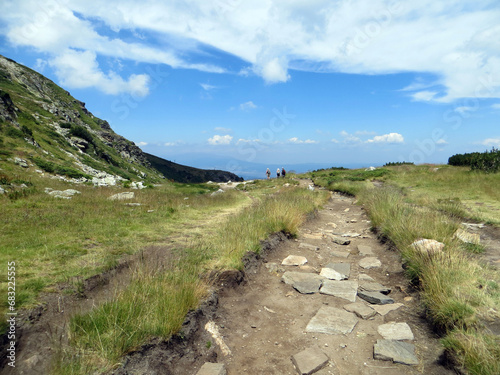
[359,281,391,295]
[108,192,135,200]
[320,267,345,280]
[372,303,403,316]
[357,245,374,255]
[359,274,374,281]
[303,233,323,240]
[332,237,350,245]
[374,339,418,365]
[196,362,227,375]
[293,279,323,294]
[322,263,350,279]
[454,228,480,245]
[306,306,358,335]
[291,346,329,375]
[320,280,358,302]
[358,290,394,305]
[378,322,414,340]
[359,257,381,269]
[282,255,308,266]
[282,272,324,286]
[343,302,377,320]
[299,243,320,251]
[330,250,350,258]
[342,233,361,237]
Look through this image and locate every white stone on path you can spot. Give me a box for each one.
[306,306,358,335]
[357,245,374,256]
[291,346,330,375]
[378,322,414,340]
[359,257,381,269]
[282,255,308,266]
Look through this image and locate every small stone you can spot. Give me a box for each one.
[378,322,414,340]
[330,250,350,258]
[359,257,381,269]
[332,237,350,245]
[357,245,374,255]
[327,222,337,228]
[344,208,350,212]
[372,303,403,316]
[108,192,135,201]
[299,243,320,251]
[374,339,418,365]
[359,281,391,295]
[291,346,329,375]
[282,255,308,266]
[343,302,377,319]
[196,362,227,375]
[358,290,394,305]
[342,233,360,237]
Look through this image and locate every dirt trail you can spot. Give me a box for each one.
[196,190,456,375]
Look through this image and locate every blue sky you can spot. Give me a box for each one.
[1,0,499,178]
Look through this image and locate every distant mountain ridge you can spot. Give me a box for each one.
[0,55,241,184]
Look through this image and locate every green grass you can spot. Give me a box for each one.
[302,165,500,375]
[51,185,329,373]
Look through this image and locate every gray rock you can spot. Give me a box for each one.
[372,303,403,316]
[14,157,28,168]
[320,263,350,280]
[330,250,350,258]
[291,346,329,375]
[125,203,142,206]
[378,322,414,340]
[359,281,391,295]
[454,228,480,245]
[211,189,225,196]
[282,255,308,266]
[374,339,418,365]
[293,279,323,294]
[108,192,135,201]
[306,306,358,335]
[410,239,444,255]
[359,274,374,281]
[357,245,374,255]
[332,237,350,245]
[359,257,382,269]
[343,302,377,320]
[461,223,485,231]
[282,272,323,286]
[0,186,5,194]
[196,362,226,375]
[358,290,394,305]
[320,280,358,302]
[342,233,360,238]
[299,243,320,251]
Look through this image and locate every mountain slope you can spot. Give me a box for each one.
[0,55,241,185]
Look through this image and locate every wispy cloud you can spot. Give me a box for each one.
[481,138,500,146]
[454,106,476,114]
[200,83,218,91]
[366,133,404,144]
[491,103,500,109]
[239,101,257,111]
[136,141,148,146]
[214,127,232,133]
[208,134,233,145]
[288,137,318,144]
[411,91,438,102]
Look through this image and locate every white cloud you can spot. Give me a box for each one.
[201,83,217,91]
[481,138,500,146]
[491,103,500,109]
[366,133,404,144]
[436,139,448,145]
[49,49,150,96]
[455,106,476,114]
[236,138,261,145]
[164,142,176,146]
[1,0,500,100]
[288,137,318,144]
[208,134,233,145]
[339,131,362,143]
[137,141,148,146]
[239,101,257,111]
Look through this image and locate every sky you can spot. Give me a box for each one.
[0,0,499,179]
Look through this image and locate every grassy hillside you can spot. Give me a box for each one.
[306,165,500,375]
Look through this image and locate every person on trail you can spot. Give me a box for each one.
[266,168,271,179]
[282,167,286,178]
[276,168,281,178]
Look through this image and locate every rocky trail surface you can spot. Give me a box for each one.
[193,191,456,375]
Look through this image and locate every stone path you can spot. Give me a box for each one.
[195,191,455,375]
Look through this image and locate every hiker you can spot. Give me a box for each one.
[276,168,281,178]
[282,167,286,178]
[266,168,271,179]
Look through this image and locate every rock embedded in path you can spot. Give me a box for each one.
[299,243,320,251]
[343,302,377,320]
[320,263,350,280]
[378,322,414,340]
[372,303,403,316]
[320,280,358,302]
[282,255,308,266]
[342,232,361,238]
[359,281,391,295]
[357,245,374,256]
[196,362,227,375]
[291,346,329,375]
[374,339,419,365]
[332,236,351,245]
[306,306,358,335]
[293,279,323,294]
[358,290,394,305]
[359,274,375,282]
[282,272,323,285]
[330,250,350,258]
[359,257,382,269]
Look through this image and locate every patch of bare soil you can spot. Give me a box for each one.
[196,191,457,375]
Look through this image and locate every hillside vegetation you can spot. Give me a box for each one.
[307,164,500,375]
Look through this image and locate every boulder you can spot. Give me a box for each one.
[108,192,135,201]
[410,239,444,255]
